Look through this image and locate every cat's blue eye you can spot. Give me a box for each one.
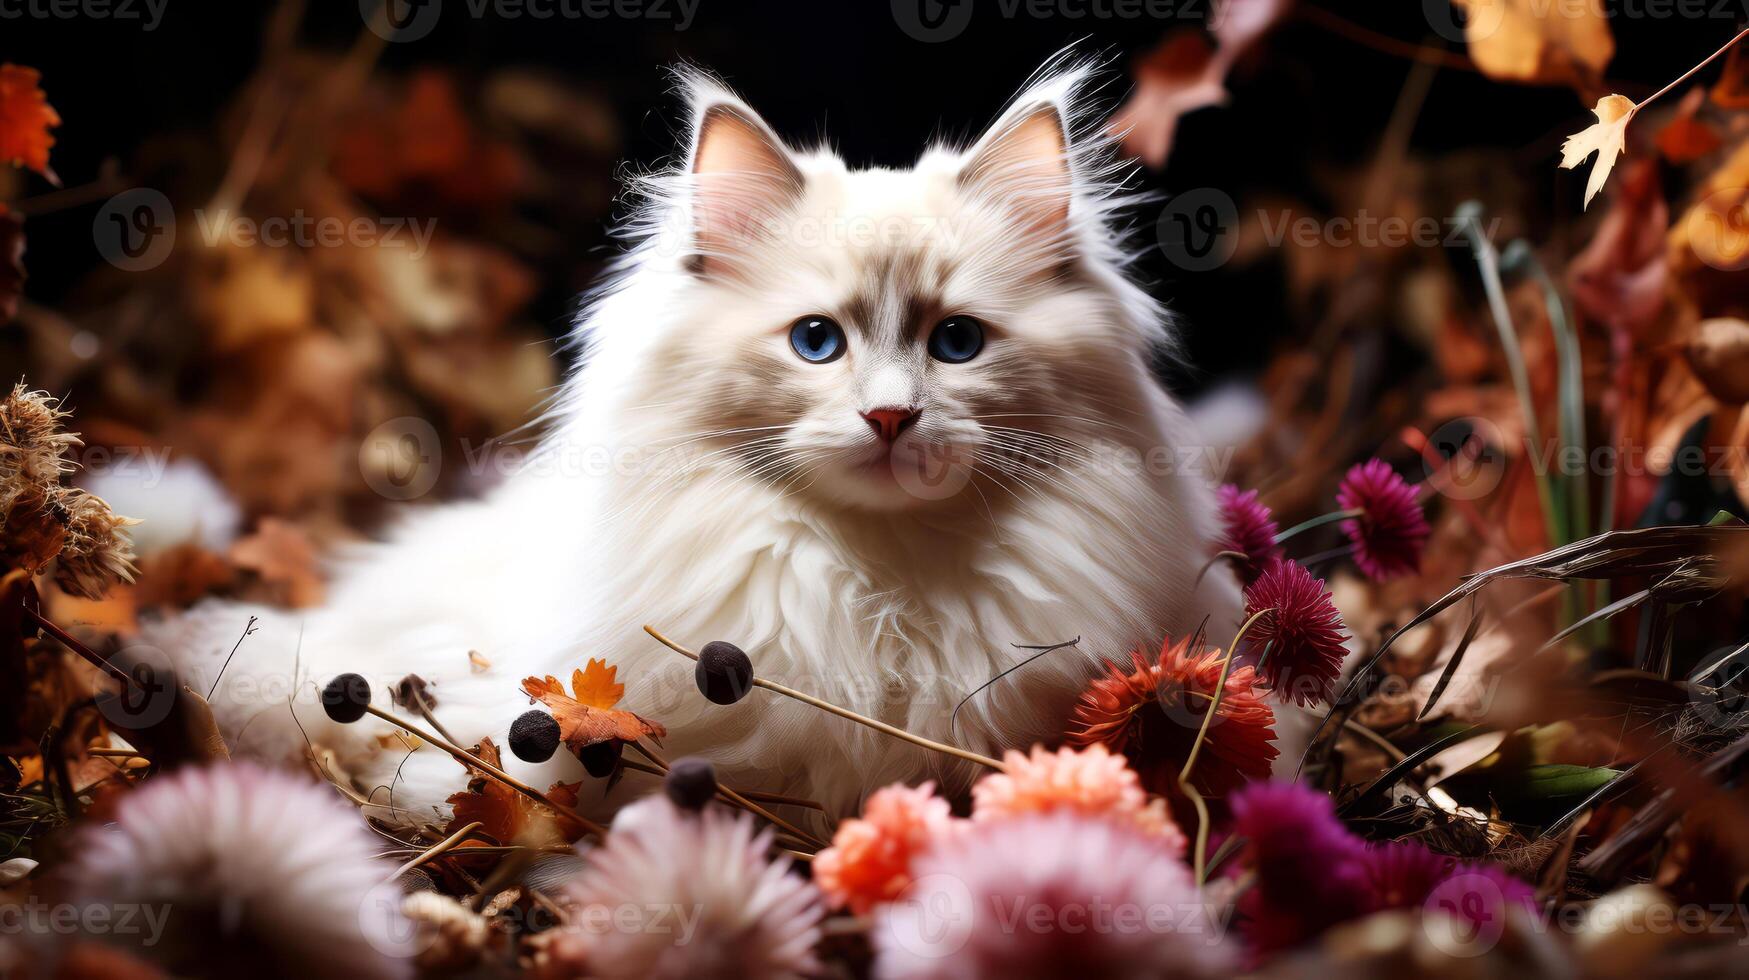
[927,316,984,364]
[789,316,846,364]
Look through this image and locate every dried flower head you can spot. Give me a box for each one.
[557,795,824,979]
[1216,484,1280,585]
[66,762,412,979]
[872,812,1232,980]
[1228,781,1373,954]
[1243,558,1350,706]
[814,781,959,915]
[1068,636,1278,800]
[1336,459,1430,581]
[0,384,137,594]
[972,744,1185,851]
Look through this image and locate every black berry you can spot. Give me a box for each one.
[508,709,561,763]
[322,673,372,724]
[664,756,718,811]
[696,641,754,705]
[577,740,621,778]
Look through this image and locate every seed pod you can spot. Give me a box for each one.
[696,640,754,705]
[577,739,621,778]
[663,756,718,811]
[508,709,561,763]
[322,673,372,724]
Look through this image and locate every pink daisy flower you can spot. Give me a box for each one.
[1336,459,1431,581]
[972,744,1186,852]
[1216,484,1281,585]
[814,781,959,915]
[1243,557,1351,707]
[872,813,1232,980]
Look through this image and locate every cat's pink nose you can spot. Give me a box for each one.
[861,407,920,443]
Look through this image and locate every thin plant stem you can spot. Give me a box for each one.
[643,625,1006,772]
[1179,606,1273,885]
[1637,27,1749,111]
[383,820,482,885]
[361,705,603,838]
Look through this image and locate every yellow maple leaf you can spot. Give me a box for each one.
[1560,94,1636,210]
[569,658,624,709]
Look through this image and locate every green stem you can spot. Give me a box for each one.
[1458,206,1568,585]
[1274,509,1363,546]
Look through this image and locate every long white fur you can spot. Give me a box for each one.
[145,57,1257,827]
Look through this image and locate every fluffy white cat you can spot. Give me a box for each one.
[146,58,1251,826]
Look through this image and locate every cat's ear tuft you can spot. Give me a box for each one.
[685,84,802,276]
[959,98,1074,250]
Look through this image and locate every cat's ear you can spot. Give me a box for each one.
[958,93,1074,249]
[686,87,803,275]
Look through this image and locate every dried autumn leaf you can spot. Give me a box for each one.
[1452,0,1614,87]
[522,658,665,751]
[1686,319,1749,403]
[1655,90,1722,164]
[1110,0,1286,169]
[1669,140,1749,313]
[229,517,324,607]
[1109,32,1226,169]
[1711,42,1749,110]
[0,64,60,182]
[1560,94,1636,209]
[444,737,579,845]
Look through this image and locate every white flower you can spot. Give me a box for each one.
[553,796,824,979]
[67,763,412,979]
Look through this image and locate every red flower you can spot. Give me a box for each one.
[1243,558,1350,707]
[1068,635,1278,800]
[1336,459,1431,581]
[1216,484,1280,585]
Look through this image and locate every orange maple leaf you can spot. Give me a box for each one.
[0,65,61,182]
[570,658,624,708]
[523,658,665,751]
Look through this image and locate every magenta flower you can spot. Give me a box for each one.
[1426,861,1540,929]
[1243,558,1350,707]
[1216,484,1281,585]
[1228,782,1374,954]
[1228,783,1538,959]
[1362,841,1455,910]
[1337,459,1431,580]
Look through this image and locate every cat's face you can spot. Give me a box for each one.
[644,72,1159,512]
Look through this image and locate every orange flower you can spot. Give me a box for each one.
[1068,635,1278,800]
[813,782,957,914]
[970,744,1185,853]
